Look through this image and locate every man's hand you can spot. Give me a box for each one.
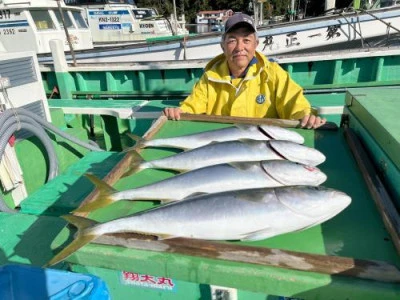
[163,107,183,120]
[300,115,327,129]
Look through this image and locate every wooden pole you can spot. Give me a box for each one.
[179,113,338,130]
[57,0,77,66]
[93,235,400,283]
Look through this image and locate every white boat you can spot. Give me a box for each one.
[66,0,187,45]
[0,0,93,54]
[3,0,400,64]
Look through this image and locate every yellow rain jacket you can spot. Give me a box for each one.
[180,51,312,119]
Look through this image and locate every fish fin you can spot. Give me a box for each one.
[228,161,256,171]
[181,192,209,200]
[292,220,324,232]
[73,174,117,213]
[157,234,179,240]
[234,124,252,131]
[236,191,273,204]
[240,227,275,241]
[121,135,146,154]
[237,138,256,144]
[159,199,180,204]
[62,214,99,229]
[44,215,99,267]
[122,150,145,177]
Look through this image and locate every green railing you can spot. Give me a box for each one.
[40,49,400,100]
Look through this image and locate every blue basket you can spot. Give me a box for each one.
[0,264,110,299]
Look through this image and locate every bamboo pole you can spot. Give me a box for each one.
[56,0,77,66]
[179,113,338,130]
[93,235,400,283]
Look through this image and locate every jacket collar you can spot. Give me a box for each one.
[205,51,269,82]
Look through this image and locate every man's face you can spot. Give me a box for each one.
[221,26,259,72]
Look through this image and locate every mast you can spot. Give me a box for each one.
[172,0,178,35]
[290,0,295,21]
[56,0,77,66]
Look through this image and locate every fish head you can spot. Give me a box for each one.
[261,160,327,186]
[269,140,326,166]
[258,125,304,144]
[276,186,351,221]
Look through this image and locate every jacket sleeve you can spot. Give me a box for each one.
[270,62,313,120]
[179,74,209,114]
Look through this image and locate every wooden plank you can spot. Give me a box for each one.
[344,128,400,255]
[179,113,338,130]
[142,115,168,140]
[93,234,400,283]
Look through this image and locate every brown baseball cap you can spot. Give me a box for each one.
[224,13,256,33]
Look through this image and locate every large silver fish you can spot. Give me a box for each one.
[46,186,351,266]
[76,160,327,212]
[129,124,304,150]
[127,139,326,175]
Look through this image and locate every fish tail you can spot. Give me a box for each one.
[44,215,99,267]
[73,174,117,213]
[122,133,146,153]
[122,150,145,177]
[126,133,146,148]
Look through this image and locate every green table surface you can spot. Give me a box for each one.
[4,121,399,298]
[57,122,400,297]
[346,87,400,169]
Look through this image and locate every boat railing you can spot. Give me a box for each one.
[359,8,400,33]
[339,11,370,48]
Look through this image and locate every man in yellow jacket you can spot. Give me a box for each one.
[164,13,326,129]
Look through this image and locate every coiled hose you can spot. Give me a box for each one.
[0,107,104,213]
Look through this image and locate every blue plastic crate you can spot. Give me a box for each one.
[0,264,110,299]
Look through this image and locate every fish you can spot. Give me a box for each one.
[45,186,351,266]
[128,124,304,150]
[75,160,327,212]
[125,139,326,175]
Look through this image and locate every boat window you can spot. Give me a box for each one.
[371,0,396,8]
[380,0,395,6]
[72,11,88,28]
[30,10,56,30]
[65,0,135,4]
[132,8,157,19]
[54,10,74,29]
[108,0,135,4]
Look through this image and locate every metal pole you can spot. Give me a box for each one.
[304,0,308,18]
[56,0,77,66]
[253,0,258,26]
[172,0,178,35]
[290,0,295,21]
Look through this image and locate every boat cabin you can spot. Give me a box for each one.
[66,0,176,44]
[0,0,93,54]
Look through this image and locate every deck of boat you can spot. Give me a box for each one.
[0,87,399,299]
